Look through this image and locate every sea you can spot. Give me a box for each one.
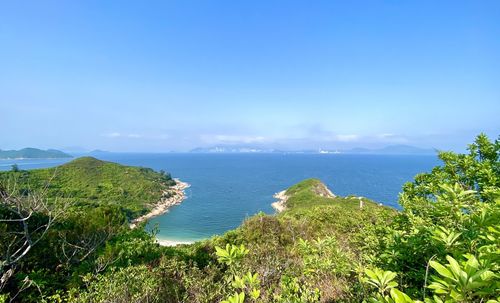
[0,153,440,242]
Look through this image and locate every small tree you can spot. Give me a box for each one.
[10,164,19,172]
[0,178,65,293]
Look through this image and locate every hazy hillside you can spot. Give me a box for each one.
[345,145,435,155]
[0,148,72,159]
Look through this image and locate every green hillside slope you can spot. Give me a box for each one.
[70,135,498,303]
[204,179,395,302]
[70,178,396,303]
[0,156,175,218]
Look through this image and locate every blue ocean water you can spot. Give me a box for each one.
[0,154,439,242]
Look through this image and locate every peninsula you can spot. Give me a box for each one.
[272,179,336,212]
[0,156,183,221]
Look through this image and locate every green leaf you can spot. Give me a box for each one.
[429,261,454,280]
[445,256,461,277]
[365,268,378,280]
[390,288,414,303]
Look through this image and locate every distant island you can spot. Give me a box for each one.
[190,146,277,153]
[0,148,73,159]
[343,144,436,155]
[189,144,436,155]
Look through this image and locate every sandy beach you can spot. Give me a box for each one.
[130,178,190,229]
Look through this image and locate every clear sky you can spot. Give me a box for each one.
[1,1,499,152]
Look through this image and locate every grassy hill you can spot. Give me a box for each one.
[202,179,395,301]
[0,147,72,159]
[1,135,497,303]
[62,178,396,302]
[0,156,175,218]
[281,178,381,211]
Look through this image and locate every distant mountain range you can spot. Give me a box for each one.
[343,145,436,155]
[0,148,73,159]
[190,146,278,153]
[4,145,434,157]
[189,144,436,155]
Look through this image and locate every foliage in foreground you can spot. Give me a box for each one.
[0,157,175,302]
[0,134,498,302]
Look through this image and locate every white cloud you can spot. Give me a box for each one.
[375,133,409,143]
[154,134,170,140]
[102,132,145,139]
[103,132,122,138]
[201,134,268,144]
[334,134,359,142]
[378,133,395,138]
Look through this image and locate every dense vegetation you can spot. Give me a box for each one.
[0,157,175,218]
[0,157,177,302]
[0,135,498,302]
[0,148,72,159]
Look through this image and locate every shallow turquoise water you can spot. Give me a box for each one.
[0,153,439,242]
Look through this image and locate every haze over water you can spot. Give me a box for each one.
[0,153,439,242]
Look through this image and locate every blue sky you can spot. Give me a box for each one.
[1,1,499,152]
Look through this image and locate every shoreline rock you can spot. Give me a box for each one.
[271,190,288,212]
[129,178,190,229]
[271,182,336,213]
[156,239,195,247]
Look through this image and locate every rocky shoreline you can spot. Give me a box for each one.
[156,239,195,247]
[271,190,288,212]
[130,178,190,229]
[272,182,336,213]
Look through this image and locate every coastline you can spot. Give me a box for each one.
[156,238,195,247]
[129,178,190,229]
[272,182,336,212]
[271,190,288,212]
